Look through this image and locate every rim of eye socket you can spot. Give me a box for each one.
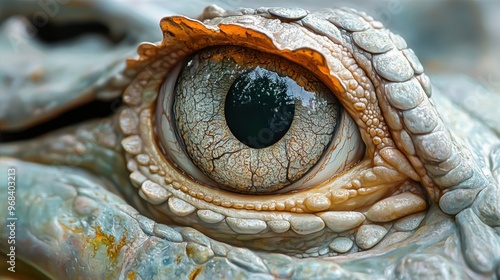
[118,11,433,254]
[120,12,421,215]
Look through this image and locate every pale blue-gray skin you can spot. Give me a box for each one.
[1,1,500,279]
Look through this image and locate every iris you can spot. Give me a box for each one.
[169,46,342,192]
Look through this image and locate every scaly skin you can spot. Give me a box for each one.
[1,3,500,280]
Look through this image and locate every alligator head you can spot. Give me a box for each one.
[1,2,499,279]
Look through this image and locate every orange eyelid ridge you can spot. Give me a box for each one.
[127,16,345,99]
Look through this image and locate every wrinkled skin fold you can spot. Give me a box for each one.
[1,2,500,280]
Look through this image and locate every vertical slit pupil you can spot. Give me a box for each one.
[225,67,296,149]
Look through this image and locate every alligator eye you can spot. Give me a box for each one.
[156,46,364,194]
[121,10,428,255]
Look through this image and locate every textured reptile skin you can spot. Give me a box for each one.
[0,3,499,280]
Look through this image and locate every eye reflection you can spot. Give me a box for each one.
[225,67,295,149]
